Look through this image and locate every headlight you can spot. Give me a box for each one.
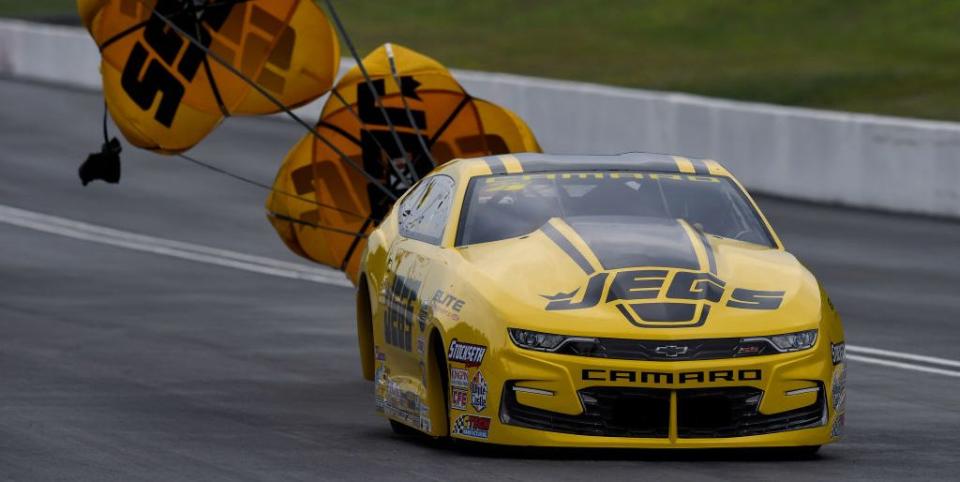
[743,329,818,353]
[508,328,568,351]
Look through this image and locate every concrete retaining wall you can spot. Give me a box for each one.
[2,19,957,217]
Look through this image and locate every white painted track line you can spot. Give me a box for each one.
[0,204,352,287]
[846,355,960,378]
[847,345,960,369]
[3,203,960,378]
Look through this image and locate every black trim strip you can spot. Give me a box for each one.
[692,159,710,175]
[339,217,374,270]
[541,223,595,274]
[428,95,471,146]
[485,156,507,175]
[98,19,149,52]
[621,304,710,329]
[318,120,363,147]
[696,229,717,275]
[268,212,366,237]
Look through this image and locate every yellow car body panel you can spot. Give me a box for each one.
[358,153,846,448]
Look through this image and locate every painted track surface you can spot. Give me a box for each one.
[1,79,958,480]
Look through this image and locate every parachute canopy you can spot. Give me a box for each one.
[79,0,340,153]
[266,43,541,282]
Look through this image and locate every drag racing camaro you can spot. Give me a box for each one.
[355,153,846,451]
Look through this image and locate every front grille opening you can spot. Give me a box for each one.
[501,382,825,439]
[677,385,824,438]
[501,383,670,438]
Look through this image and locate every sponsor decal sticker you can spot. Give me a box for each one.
[452,414,490,439]
[832,364,847,412]
[448,339,486,367]
[450,367,470,389]
[384,381,421,427]
[419,403,431,432]
[543,268,784,328]
[416,301,431,332]
[451,387,468,411]
[431,290,465,320]
[416,336,425,356]
[831,342,845,365]
[470,371,488,412]
[831,413,845,438]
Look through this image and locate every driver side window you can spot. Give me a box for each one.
[398,175,456,245]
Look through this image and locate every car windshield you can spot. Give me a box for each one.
[457,171,775,247]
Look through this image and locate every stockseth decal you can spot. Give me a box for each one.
[543,267,784,328]
[448,339,486,367]
[581,368,762,385]
[470,371,488,412]
[831,342,846,365]
[450,387,468,411]
[452,414,491,439]
[450,367,470,389]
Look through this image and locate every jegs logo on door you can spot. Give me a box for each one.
[543,268,784,328]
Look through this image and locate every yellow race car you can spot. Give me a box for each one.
[355,152,846,451]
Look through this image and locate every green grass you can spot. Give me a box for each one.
[7,0,960,121]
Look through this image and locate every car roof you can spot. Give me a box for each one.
[439,152,733,178]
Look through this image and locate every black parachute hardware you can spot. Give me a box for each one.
[80,104,122,186]
[79,138,122,186]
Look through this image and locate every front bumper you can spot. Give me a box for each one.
[454,338,843,448]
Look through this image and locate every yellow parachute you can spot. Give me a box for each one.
[266,43,541,282]
[78,0,340,153]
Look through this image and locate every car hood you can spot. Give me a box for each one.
[456,217,823,339]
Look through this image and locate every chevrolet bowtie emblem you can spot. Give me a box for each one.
[654,345,689,358]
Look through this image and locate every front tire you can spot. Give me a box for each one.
[389,420,420,436]
[785,445,821,458]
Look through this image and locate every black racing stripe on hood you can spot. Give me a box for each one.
[694,228,717,274]
[565,216,700,271]
[541,222,595,274]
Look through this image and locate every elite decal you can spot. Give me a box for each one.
[448,339,486,366]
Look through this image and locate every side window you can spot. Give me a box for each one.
[399,175,456,245]
[397,179,430,226]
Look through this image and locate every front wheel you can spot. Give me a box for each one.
[785,445,821,458]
